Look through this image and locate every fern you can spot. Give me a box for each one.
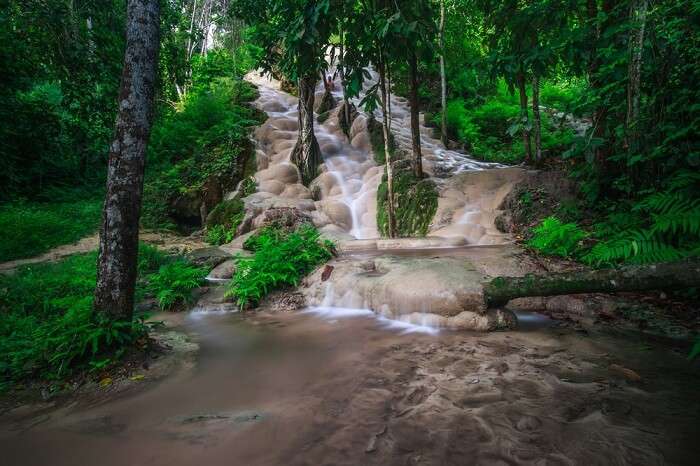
[527,216,587,258]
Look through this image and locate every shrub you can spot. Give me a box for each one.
[527,216,588,258]
[142,78,264,229]
[0,244,205,389]
[582,171,700,266]
[226,225,334,308]
[146,259,208,310]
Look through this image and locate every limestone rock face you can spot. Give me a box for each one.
[303,254,516,331]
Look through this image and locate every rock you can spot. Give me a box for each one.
[186,247,231,269]
[257,207,313,230]
[208,260,236,280]
[320,265,334,282]
[259,290,306,312]
[608,364,642,382]
[515,415,542,432]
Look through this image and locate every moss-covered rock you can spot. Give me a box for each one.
[206,198,244,230]
[367,115,397,165]
[376,159,439,238]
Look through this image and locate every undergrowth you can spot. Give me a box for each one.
[226,225,334,308]
[0,195,102,262]
[0,244,207,391]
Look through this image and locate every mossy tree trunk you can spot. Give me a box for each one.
[516,70,532,164]
[484,260,700,308]
[409,50,423,178]
[94,0,159,321]
[378,52,397,238]
[439,0,447,147]
[532,73,542,164]
[291,74,322,185]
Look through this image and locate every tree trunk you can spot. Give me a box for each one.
[532,74,542,164]
[484,260,700,308]
[94,0,159,321]
[516,71,532,163]
[626,0,648,153]
[378,54,397,238]
[439,0,447,147]
[408,50,423,178]
[339,28,351,138]
[291,75,322,185]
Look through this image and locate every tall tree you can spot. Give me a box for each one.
[94,0,160,321]
[625,0,648,154]
[232,0,335,185]
[439,0,447,147]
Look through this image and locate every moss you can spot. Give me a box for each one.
[317,111,331,124]
[206,198,244,230]
[376,160,438,238]
[367,116,397,165]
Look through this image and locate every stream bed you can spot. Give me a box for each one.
[1,304,698,465]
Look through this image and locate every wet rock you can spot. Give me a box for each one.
[208,260,236,280]
[608,364,642,382]
[186,247,231,269]
[515,415,542,432]
[259,290,306,312]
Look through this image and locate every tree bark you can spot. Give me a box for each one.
[626,0,648,153]
[516,71,532,163]
[439,0,447,147]
[532,74,542,164]
[291,75,322,185]
[378,53,397,238]
[339,28,351,138]
[484,260,700,308]
[94,0,159,321]
[408,50,423,178]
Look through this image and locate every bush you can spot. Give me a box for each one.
[226,225,334,308]
[0,244,206,389]
[142,77,264,229]
[527,216,588,258]
[0,196,102,262]
[146,259,208,310]
[440,80,576,164]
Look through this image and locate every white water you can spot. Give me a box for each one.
[245,69,515,243]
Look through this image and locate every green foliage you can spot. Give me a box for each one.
[583,172,700,266]
[205,198,245,245]
[240,176,258,198]
[142,78,264,229]
[527,216,587,258]
[689,338,700,361]
[146,260,208,310]
[0,244,204,388]
[377,161,439,237]
[442,81,575,164]
[0,195,102,262]
[226,225,334,308]
[0,0,125,201]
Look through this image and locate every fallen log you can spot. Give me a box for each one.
[483,260,700,308]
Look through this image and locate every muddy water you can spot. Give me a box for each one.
[2,306,698,466]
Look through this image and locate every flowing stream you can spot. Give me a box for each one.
[1,74,697,465]
[2,302,697,465]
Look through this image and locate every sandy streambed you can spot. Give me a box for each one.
[1,306,698,466]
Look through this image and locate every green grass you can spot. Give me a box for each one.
[0,244,208,391]
[226,225,334,308]
[0,197,102,262]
